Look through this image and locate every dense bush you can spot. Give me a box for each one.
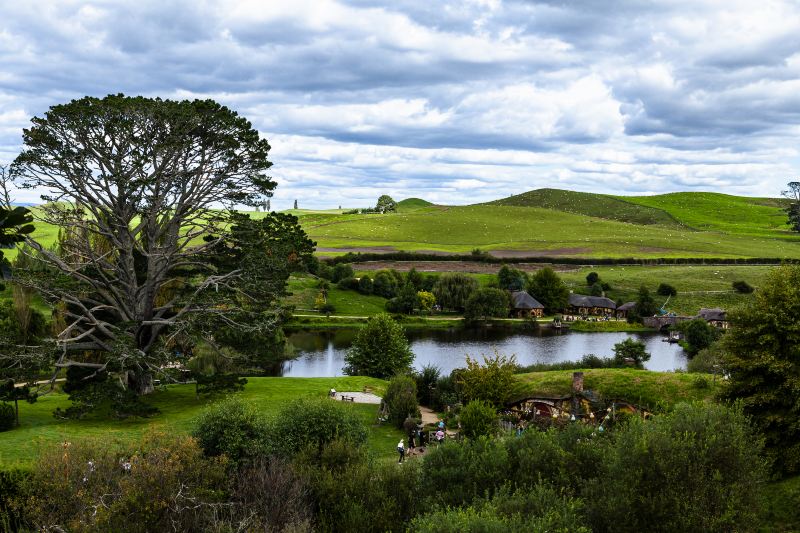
[344,313,414,378]
[332,263,354,283]
[0,403,14,431]
[516,354,622,373]
[464,288,510,320]
[732,280,754,293]
[687,344,724,373]
[336,276,360,291]
[191,397,270,464]
[589,282,603,296]
[372,271,398,298]
[460,400,499,439]
[585,271,599,285]
[317,263,334,281]
[457,353,517,407]
[385,283,418,314]
[432,273,479,312]
[498,265,527,291]
[18,432,228,532]
[384,374,420,428]
[412,484,590,533]
[676,318,721,356]
[583,402,766,532]
[656,282,678,296]
[271,397,368,459]
[414,364,441,407]
[357,275,373,294]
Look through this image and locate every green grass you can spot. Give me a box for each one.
[0,377,403,467]
[759,475,800,532]
[285,274,389,316]
[513,368,721,410]
[559,265,772,315]
[396,197,433,212]
[567,320,653,332]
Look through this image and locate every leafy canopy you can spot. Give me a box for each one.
[344,313,414,378]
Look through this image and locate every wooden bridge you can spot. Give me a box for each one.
[642,315,693,330]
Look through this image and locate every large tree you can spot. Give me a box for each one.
[527,267,568,314]
[782,181,800,232]
[721,265,800,475]
[5,95,310,396]
[344,313,413,378]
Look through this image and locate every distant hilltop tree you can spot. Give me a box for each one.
[783,181,800,232]
[376,195,397,213]
[294,199,298,210]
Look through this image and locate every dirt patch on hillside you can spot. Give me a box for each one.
[490,247,592,257]
[354,261,580,274]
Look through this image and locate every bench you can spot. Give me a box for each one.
[340,395,355,402]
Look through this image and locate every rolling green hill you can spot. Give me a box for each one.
[11,189,799,260]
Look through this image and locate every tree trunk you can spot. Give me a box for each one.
[14,397,19,427]
[126,370,155,395]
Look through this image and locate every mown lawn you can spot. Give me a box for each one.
[0,377,402,467]
[513,368,721,410]
[285,274,389,316]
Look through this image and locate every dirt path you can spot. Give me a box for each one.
[419,406,441,426]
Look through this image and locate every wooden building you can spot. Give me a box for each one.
[510,291,545,317]
[566,293,617,316]
[698,308,728,329]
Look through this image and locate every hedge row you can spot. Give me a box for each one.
[322,251,798,266]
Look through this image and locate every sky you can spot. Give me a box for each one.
[1,0,799,210]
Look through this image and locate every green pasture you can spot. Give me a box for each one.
[0,377,402,467]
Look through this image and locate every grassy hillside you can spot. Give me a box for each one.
[0,377,401,467]
[513,368,721,410]
[397,197,433,212]
[491,188,680,226]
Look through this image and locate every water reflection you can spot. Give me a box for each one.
[280,327,687,377]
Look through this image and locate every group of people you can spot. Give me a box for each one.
[398,421,447,463]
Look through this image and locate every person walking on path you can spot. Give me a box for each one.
[397,439,405,463]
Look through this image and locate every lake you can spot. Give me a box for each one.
[280,327,687,377]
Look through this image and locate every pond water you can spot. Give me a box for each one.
[279,327,688,377]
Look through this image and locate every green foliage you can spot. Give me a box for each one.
[337,276,360,290]
[344,313,414,378]
[721,264,800,475]
[676,318,721,356]
[589,282,603,296]
[432,273,479,312]
[271,397,368,459]
[732,279,754,293]
[586,271,599,285]
[412,483,590,533]
[583,402,767,533]
[384,374,420,428]
[406,267,424,291]
[464,287,510,320]
[54,367,159,420]
[318,263,334,280]
[414,364,441,407]
[656,282,677,296]
[357,275,374,294]
[18,431,229,532]
[460,400,499,439]
[191,397,270,464]
[633,285,658,319]
[385,283,418,314]
[376,194,398,213]
[417,290,436,313]
[612,338,651,366]
[457,353,517,407]
[498,265,527,291]
[0,403,14,431]
[332,263,355,282]
[687,344,724,373]
[783,181,800,232]
[372,270,399,298]
[527,267,569,314]
[515,354,623,373]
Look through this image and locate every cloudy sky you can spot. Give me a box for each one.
[1,0,799,209]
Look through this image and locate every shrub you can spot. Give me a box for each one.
[332,263,354,283]
[460,400,499,439]
[271,397,368,459]
[586,272,599,285]
[417,290,436,314]
[317,263,334,281]
[589,282,603,296]
[687,344,724,373]
[432,273,479,312]
[656,283,677,296]
[320,302,336,316]
[337,276,360,291]
[372,271,398,298]
[18,431,228,532]
[344,313,414,378]
[0,403,14,431]
[414,364,441,407]
[421,436,511,507]
[457,352,517,407]
[676,318,721,356]
[612,338,651,366]
[384,374,420,428]
[385,283,418,314]
[191,397,270,464]
[357,275,374,294]
[583,402,767,533]
[732,280,754,293]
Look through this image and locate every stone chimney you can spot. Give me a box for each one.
[572,372,584,394]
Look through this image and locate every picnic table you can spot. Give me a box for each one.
[340,394,355,402]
